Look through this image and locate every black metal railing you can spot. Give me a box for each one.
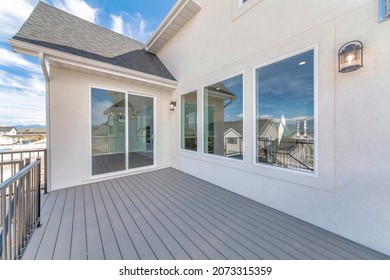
[257,138,314,172]
[0,159,41,260]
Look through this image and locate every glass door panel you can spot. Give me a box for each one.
[127,94,154,169]
[91,88,126,175]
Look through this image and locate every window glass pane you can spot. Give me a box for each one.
[256,50,315,172]
[128,94,154,169]
[204,74,243,159]
[181,91,197,151]
[91,88,126,175]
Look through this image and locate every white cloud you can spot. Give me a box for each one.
[0,86,45,126]
[52,0,99,23]
[110,14,125,35]
[109,12,152,43]
[257,114,274,119]
[0,69,45,126]
[0,0,37,39]
[0,48,41,73]
[0,70,44,93]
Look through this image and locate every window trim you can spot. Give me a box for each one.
[252,45,319,177]
[179,90,198,153]
[233,0,264,20]
[239,0,249,7]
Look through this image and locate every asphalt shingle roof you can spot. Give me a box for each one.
[12,2,176,81]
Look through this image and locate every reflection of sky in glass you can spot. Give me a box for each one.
[256,50,314,121]
[222,74,243,122]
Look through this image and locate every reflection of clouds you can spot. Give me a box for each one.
[257,114,273,119]
[256,50,314,119]
[222,74,243,91]
[222,75,243,122]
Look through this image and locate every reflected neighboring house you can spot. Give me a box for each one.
[17,128,46,142]
[257,119,278,147]
[0,126,18,145]
[223,121,243,157]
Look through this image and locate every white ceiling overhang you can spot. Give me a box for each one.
[145,0,201,54]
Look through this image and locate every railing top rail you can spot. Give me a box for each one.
[0,159,41,192]
[0,160,24,166]
[0,148,47,155]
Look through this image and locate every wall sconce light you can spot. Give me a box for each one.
[170,101,176,111]
[338,41,363,73]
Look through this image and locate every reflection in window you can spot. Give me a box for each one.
[204,74,243,159]
[181,91,197,151]
[91,88,154,175]
[256,50,315,173]
[91,88,126,175]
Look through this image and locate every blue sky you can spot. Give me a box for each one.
[0,0,176,127]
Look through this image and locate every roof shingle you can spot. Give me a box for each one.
[12,2,176,81]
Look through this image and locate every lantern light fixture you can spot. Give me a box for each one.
[338,41,363,73]
[170,101,176,111]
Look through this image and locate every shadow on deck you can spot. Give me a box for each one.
[22,168,389,260]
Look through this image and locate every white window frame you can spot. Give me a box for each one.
[202,72,245,162]
[89,84,157,179]
[179,90,198,153]
[239,0,249,7]
[253,46,319,177]
[233,0,264,20]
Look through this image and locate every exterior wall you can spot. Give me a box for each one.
[49,66,174,190]
[157,0,390,254]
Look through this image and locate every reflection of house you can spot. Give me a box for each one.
[17,127,46,142]
[223,121,243,157]
[257,119,278,144]
[0,126,17,144]
[10,0,390,256]
[204,80,239,156]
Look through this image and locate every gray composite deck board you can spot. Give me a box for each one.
[22,191,59,259]
[21,168,389,260]
[97,181,139,259]
[83,184,105,259]
[52,188,75,259]
[70,186,87,259]
[164,168,386,260]
[134,172,242,259]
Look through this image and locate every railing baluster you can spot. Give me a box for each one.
[1,189,6,259]
[0,159,41,260]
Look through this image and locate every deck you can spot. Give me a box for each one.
[22,168,389,260]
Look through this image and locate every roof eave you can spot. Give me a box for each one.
[145,0,201,54]
[9,39,178,90]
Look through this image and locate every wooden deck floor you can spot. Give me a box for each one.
[22,168,389,260]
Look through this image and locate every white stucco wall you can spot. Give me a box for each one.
[49,66,174,190]
[157,0,390,254]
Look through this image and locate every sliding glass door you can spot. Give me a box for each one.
[91,88,154,176]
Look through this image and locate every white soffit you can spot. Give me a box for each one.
[145,0,201,54]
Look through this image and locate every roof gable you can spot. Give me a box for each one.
[12,2,176,81]
[0,126,17,133]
